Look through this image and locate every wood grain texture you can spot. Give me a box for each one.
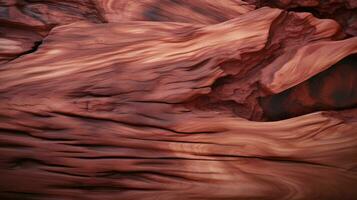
[0,1,357,200]
[0,0,253,63]
[94,0,254,23]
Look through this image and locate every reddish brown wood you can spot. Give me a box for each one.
[0,1,356,200]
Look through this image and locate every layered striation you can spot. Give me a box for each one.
[0,1,356,200]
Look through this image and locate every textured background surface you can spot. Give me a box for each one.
[0,1,356,199]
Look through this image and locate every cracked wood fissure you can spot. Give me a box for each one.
[0,1,357,200]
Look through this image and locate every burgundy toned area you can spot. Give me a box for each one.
[0,1,356,200]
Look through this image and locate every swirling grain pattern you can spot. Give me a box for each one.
[0,1,356,200]
[94,0,254,23]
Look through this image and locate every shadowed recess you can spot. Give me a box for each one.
[260,54,357,121]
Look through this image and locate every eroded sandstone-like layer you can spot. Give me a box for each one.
[0,1,356,200]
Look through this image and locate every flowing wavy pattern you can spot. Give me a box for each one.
[0,1,356,200]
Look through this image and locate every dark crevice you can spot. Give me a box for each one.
[260,54,357,121]
[71,143,121,149]
[5,40,42,63]
[98,170,195,182]
[51,180,164,191]
[50,184,124,191]
[11,158,44,169]
[10,158,72,170]
[0,142,31,148]
[0,128,30,137]
[0,127,74,142]
[42,169,91,178]
[0,191,46,200]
